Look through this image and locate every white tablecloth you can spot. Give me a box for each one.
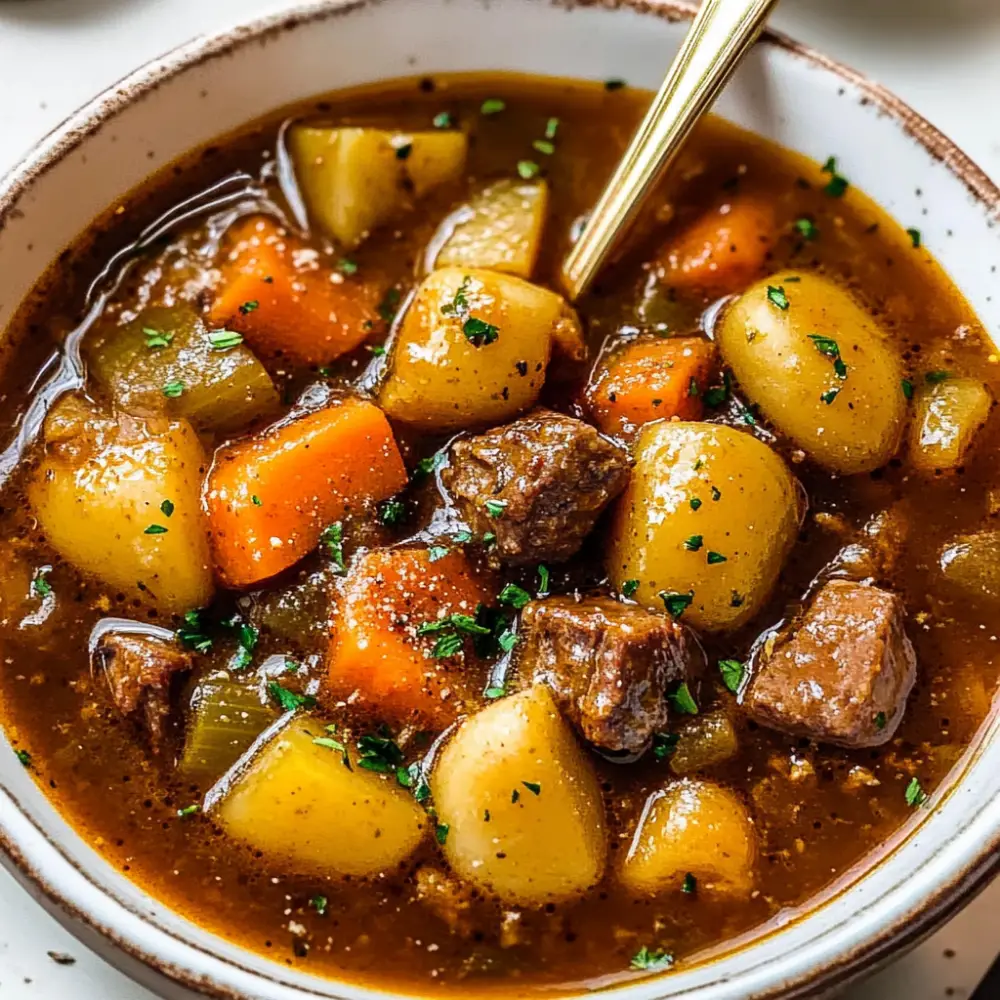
[1,0,999,997]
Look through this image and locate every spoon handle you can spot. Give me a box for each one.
[559,0,780,302]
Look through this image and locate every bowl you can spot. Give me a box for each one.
[2,1,1000,998]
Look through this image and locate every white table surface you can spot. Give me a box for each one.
[2,0,1000,997]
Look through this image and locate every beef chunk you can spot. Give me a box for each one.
[442,410,629,567]
[93,631,193,748]
[743,579,916,748]
[518,596,700,755]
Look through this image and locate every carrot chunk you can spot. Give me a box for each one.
[328,548,494,726]
[204,398,407,588]
[654,197,775,294]
[585,336,717,438]
[208,215,383,365]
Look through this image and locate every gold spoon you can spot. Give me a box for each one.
[560,0,781,302]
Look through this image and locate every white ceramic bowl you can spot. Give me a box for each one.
[2,2,1000,998]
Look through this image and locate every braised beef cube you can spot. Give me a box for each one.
[442,410,630,567]
[93,630,193,748]
[743,579,916,748]
[518,596,700,755]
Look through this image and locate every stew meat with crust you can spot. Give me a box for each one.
[0,75,997,993]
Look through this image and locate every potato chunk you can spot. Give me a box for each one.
[28,397,213,613]
[433,178,548,278]
[431,686,607,905]
[378,267,578,431]
[216,717,427,877]
[608,421,802,631]
[909,376,993,472]
[289,125,467,248]
[718,273,907,474]
[619,779,756,896]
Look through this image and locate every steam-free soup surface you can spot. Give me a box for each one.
[0,74,997,995]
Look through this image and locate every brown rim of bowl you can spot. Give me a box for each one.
[0,2,999,999]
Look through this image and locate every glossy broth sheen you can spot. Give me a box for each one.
[0,74,998,995]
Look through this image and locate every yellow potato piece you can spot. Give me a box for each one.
[379,267,576,431]
[620,778,757,896]
[216,717,428,878]
[289,125,467,248]
[608,421,802,631]
[909,376,993,472]
[431,686,607,905]
[718,272,906,474]
[28,397,213,613]
[433,178,548,278]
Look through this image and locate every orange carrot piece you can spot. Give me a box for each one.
[654,197,775,294]
[328,548,494,726]
[585,336,717,438]
[204,398,407,588]
[208,216,383,365]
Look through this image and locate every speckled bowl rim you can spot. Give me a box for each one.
[0,2,999,999]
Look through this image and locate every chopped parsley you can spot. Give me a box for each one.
[621,579,639,599]
[485,499,508,518]
[511,788,521,804]
[703,371,732,408]
[144,524,167,535]
[268,681,316,713]
[417,612,491,659]
[413,450,446,481]
[498,628,518,653]
[925,370,951,384]
[162,380,185,398]
[874,711,887,731]
[356,730,405,774]
[902,378,914,400]
[710,486,722,502]
[905,776,927,807]
[630,946,674,971]
[707,551,727,565]
[684,535,703,552]
[795,217,819,241]
[321,522,345,572]
[160,499,175,518]
[402,762,431,803]
[651,732,679,761]
[660,590,694,619]
[31,568,52,599]
[821,156,850,197]
[432,111,455,129]
[309,895,329,916]
[544,117,560,140]
[537,564,550,597]
[232,621,258,671]
[688,377,701,398]
[378,287,402,323]
[368,343,387,356]
[463,316,500,346]
[667,681,699,715]
[378,499,406,526]
[719,659,745,694]
[731,590,745,608]
[820,388,841,405]
[689,497,703,511]
[484,685,507,699]
[177,804,199,818]
[143,327,173,349]
[766,285,790,311]
[517,160,541,180]
[428,545,450,562]
[522,781,541,796]
[499,583,532,610]
[907,228,922,249]
[393,140,413,160]
[808,334,848,379]
[238,299,259,315]
[435,822,450,845]
[208,329,244,351]
[15,749,30,767]
[682,873,697,895]
[532,139,555,156]
[480,98,506,116]
[604,78,626,91]
[177,609,212,654]
[338,257,359,275]
[251,495,263,507]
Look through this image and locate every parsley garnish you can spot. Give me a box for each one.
[667,681,699,715]
[417,612,491,659]
[630,946,673,971]
[484,685,507,699]
[433,111,455,129]
[905,776,927,807]
[537,564,550,597]
[268,682,316,713]
[731,590,745,608]
[162,380,184,398]
[820,388,841,405]
[522,781,541,796]
[499,583,532,610]
[238,299,259,315]
[338,257,359,275]
[480,98,506,116]
[143,327,173,349]
[413,450,446,481]
[719,659,744,694]
[544,117,559,140]
[511,788,521,804]
[532,139,555,156]
[378,499,405,526]
[767,285,790,310]
[660,590,694,619]
[907,228,922,249]
[902,378,914,400]
[208,330,243,351]
[31,568,52,599]
[177,609,212,653]
[795,217,819,241]
[874,711,887,730]
[682,873,697,894]
[435,823,450,845]
[651,732,679,761]
[925,370,951,384]
[356,730,405,774]
[822,156,849,197]
[321,522,345,572]
[684,535,703,551]
[251,494,262,506]
[710,486,722,502]
[393,139,413,160]
[428,545,450,562]
[689,497,703,511]
[517,160,540,180]
[808,334,848,380]
[309,895,329,916]
[485,499,508,518]
[463,316,500,346]
[707,551,727,565]
[604,78,626,91]
[621,579,639,598]
[15,749,30,767]
[144,524,167,535]
[177,804,199,818]
[160,499,174,518]
[378,287,402,323]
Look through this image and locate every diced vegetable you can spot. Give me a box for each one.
[289,125,468,248]
[86,305,281,435]
[433,178,548,278]
[584,336,717,438]
[328,547,493,726]
[609,421,802,631]
[204,398,407,588]
[431,685,607,905]
[909,376,993,472]
[653,196,775,294]
[215,716,427,877]
[208,216,383,365]
[28,396,214,613]
[619,779,757,895]
[180,670,277,778]
[939,529,1000,606]
[669,711,740,776]
[717,272,907,474]
[378,267,580,430]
